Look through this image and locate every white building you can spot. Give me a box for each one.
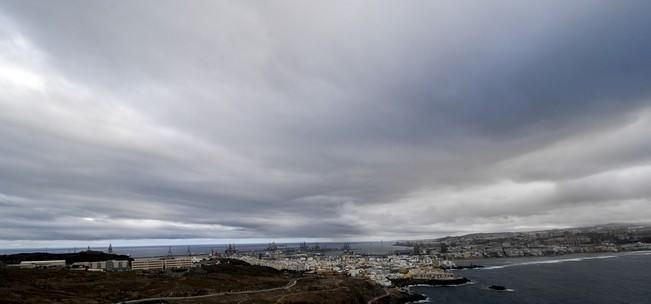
[71,260,130,271]
[131,258,164,271]
[162,256,193,269]
[19,260,66,269]
[191,255,211,264]
[131,256,192,271]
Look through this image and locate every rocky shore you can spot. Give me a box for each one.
[398,291,427,303]
[390,277,471,287]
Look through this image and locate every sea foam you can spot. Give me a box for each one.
[481,255,616,270]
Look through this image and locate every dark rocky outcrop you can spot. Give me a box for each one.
[390,277,470,287]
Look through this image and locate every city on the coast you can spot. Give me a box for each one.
[5,224,651,288]
[5,242,463,288]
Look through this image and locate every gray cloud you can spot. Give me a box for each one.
[1,0,651,246]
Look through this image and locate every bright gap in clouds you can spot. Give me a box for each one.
[0,64,44,91]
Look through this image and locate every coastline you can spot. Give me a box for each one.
[391,277,471,288]
[450,251,645,268]
[409,251,651,304]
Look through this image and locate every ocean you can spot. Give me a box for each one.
[411,251,651,304]
[0,241,409,257]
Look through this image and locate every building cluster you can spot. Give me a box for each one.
[237,253,454,286]
[72,259,130,271]
[397,224,651,259]
[10,255,208,272]
[9,245,214,272]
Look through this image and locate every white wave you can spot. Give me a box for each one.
[480,255,616,270]
[407,296,431,304]
[482,265,506,270]
[486,287,516,292]
[446,281,476,287]
[404,289,431,303]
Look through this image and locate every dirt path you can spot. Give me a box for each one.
[115,279,298,304]
[367,288,390,304]
[273,286,349,304]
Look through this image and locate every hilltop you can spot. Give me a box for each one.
[0,251,131,265]
[0,258,415,304]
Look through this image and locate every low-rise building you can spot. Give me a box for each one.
[71,260,130,271]
[191,255,211,263]
[131,258,165,271]
[162,256,193,269]
[19,260,66,269]
[131,256,192,271]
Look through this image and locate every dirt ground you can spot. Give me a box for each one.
[0,262,413,304]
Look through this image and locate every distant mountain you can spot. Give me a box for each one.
[396,223,651,258]
[404,223,651,243]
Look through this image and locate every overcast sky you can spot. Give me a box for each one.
[1,0,651,248]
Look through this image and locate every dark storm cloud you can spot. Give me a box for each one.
[1,0,651,246]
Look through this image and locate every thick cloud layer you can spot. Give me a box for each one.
[1,0,651,247]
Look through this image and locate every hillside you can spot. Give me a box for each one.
[396,223,651,258]
[0,250,131,265]
[0,258,413,304]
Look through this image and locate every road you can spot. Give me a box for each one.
[116,279,298,304]
[274,286,348,304]
[367,288,390,304]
